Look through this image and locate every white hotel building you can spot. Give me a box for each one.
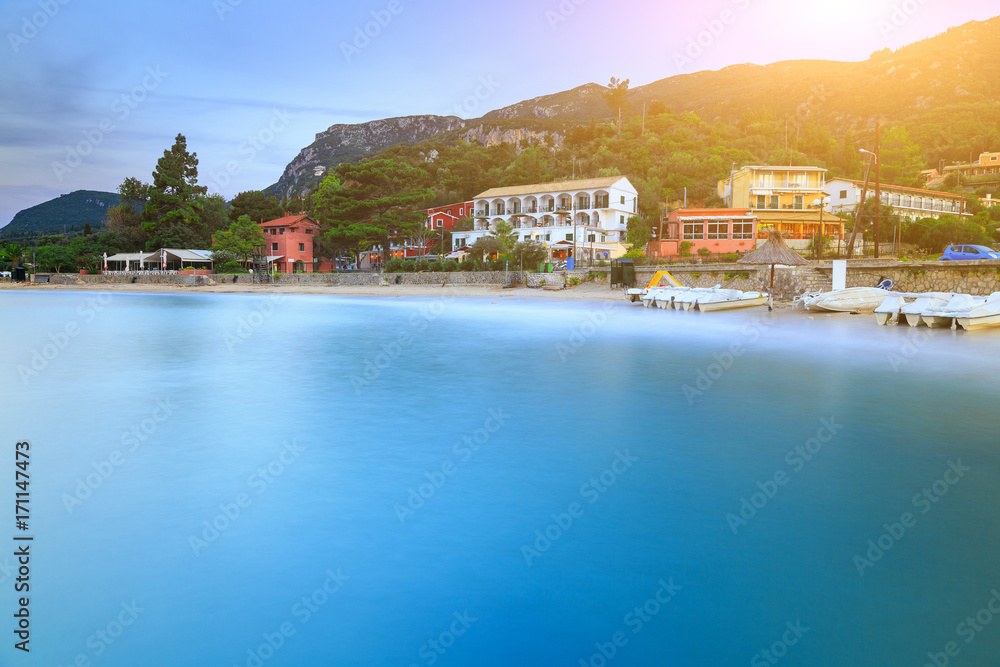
[824,178,970,221]
[451,176,638,251]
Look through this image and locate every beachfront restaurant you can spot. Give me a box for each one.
[104,249,214,272]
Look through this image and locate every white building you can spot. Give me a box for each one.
[451,176,638,251]
[825,178,970,221]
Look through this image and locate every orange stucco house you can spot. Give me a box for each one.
[259,214,333,273]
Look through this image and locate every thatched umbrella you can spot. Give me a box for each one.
[738,227,808,309]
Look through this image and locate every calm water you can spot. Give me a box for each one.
[1,290,1000,666]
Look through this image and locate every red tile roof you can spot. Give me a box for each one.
[261,214,317,227]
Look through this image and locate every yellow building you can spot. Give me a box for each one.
[945,151,1000,179]
[717,165,846,240]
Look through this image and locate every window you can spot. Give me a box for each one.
[279,228,285,234]
[991,156,998,162]
[840,190,848,199]
[733,222,754,240]
[588,234,596,242]
[545,233,551,241]
[707,222,727,239]
[307,229,314,234]
[595,194,608,208]
[297,243,304,252]
[271,243,278,251]
[566,234,573,241]
[794,195,803,210]
[768,195,779,209]
[620,195,625,204]
[436,220,443,228]
[683,222,704,240]
[619,215,625,225]
[756,195,766,209]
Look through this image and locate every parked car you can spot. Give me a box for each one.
[940,245,1000,261]
[0,271,10,278]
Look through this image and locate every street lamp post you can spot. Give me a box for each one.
[812,196,831,261]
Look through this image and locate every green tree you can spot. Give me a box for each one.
[626,216,652,249]
[33,244,74,272]
[500,146,550,186]
[199,194,231,239]
[230,190,283,223]
[490,221,517,250]
[910,215,993,253]
[318,159,432,265]
[144,134,209,249]
[509,240,547,269]
[211,215,266,262]
[602,77,629,134]
[879,126,925,187]
[104,177,150,251]
[0,243,23,269]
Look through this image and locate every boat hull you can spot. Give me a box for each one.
[956,313,1000,331]
[696,296,768,311]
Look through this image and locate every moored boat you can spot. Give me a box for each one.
[805,286,892,313]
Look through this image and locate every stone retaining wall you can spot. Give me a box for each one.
[604,260,1000,297]
[29,261,1000,296]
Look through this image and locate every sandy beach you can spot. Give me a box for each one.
[0,279,628,301]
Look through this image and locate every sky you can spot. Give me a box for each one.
[1,0,997,229]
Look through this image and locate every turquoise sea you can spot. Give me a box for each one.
[2,290,1000,666]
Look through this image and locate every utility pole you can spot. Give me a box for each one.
[874,122,881,259]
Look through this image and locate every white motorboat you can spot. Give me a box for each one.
[900,293,956,327]
[954,293,1000,331]
[696,291,769,312]
[653,287,690,309]
[874,295,908,325]
[920,294,983,329]
[805,287,893,313]
[672,286,724,311]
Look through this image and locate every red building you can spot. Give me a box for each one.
[424,201,473,231]
[391,201,474,259]
[259,214,333,273]
[650,209,758,257]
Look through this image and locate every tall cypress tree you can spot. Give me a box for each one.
[144,134,208,249]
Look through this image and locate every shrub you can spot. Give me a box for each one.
[569,277,581,286]
[622,249,647,264]
[385,258,408,272]
[680,241,694,255]
[219,261,249,274]
[697,247,711,256]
